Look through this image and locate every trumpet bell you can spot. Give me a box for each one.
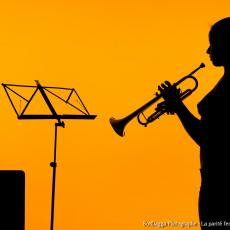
[109,117,126,137]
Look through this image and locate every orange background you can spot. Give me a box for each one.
[0,1,229,229]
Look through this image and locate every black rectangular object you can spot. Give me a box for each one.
[0,170,25,230]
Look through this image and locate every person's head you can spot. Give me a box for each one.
[207,17,230,67]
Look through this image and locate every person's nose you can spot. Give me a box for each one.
[207,46,211,54]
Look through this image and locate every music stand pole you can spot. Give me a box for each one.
[50,121,64,230]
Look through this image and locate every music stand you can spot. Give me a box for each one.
[2,80,97,230]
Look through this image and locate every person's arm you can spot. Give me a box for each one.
[157,81,202,146]
[173,100,202,146]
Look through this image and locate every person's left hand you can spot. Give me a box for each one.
[155,81,181,115]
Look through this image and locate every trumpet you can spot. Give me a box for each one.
[110,63,205,137]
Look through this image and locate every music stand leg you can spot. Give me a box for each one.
[50,122,64,230]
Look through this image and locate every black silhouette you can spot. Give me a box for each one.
[157,17,230,229]
[2,80,96,121]
[2,81,97,230]
[0,170,25,230]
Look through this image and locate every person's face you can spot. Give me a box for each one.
[207,32,229,67]
[206,40,224,67]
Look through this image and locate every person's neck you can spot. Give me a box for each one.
[224,63,230,76]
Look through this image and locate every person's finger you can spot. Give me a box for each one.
[158,85,164,92]
[161,83,168,90]
[165,81,171,87]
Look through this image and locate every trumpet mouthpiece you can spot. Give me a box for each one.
[200,63,205,68]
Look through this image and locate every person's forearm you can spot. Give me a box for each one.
[175,101,202,146]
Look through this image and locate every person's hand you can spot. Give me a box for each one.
[155,81,181,115]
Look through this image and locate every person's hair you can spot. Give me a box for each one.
[209,17,230,49]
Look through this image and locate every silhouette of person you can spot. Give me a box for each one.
[157,17,230,229]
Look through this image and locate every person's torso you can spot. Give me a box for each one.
[197,75,230,170]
